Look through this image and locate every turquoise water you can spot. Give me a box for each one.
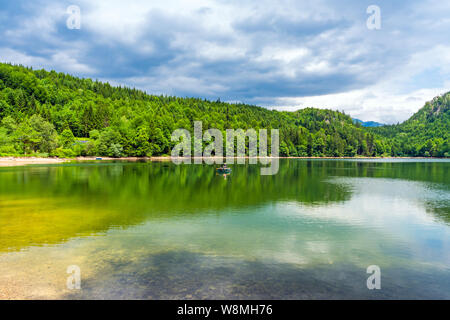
[0,159,449,299]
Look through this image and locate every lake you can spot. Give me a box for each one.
[0,159,449,299]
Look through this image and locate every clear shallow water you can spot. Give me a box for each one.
[0,159,449,299]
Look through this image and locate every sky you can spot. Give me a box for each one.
[0,0,449,123]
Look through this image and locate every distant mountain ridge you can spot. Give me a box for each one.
[352,118,385,127]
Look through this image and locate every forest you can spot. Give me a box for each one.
[0,63,448,158]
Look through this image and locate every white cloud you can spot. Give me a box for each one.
[267,43,450,123]
[269,87,448,124]
[0,48,96,75]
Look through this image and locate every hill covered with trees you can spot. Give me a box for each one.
[0,63,448,158]
[368,93,450,157]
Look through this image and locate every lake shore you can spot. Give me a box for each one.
[0,157,70,167]
[0,156,443,167]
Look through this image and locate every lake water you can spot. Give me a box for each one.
[0,159,449,299]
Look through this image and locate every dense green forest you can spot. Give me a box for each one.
[368,95,449,157]
[0,62,448,158]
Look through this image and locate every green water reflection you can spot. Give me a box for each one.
[0,159,449,299]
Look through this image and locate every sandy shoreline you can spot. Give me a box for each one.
[0,157,70,167]
[0,156,443,167]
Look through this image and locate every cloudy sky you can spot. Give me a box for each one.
[1,0,449,123]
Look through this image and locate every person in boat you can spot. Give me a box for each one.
[217,164,230,172]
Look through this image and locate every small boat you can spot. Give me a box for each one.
[216,166,232,174]
[96,157,103,160]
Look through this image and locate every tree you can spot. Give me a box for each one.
[60,128,76,148]
[29,115,58,153]
[133,126,151,156]
[96,127,123,157]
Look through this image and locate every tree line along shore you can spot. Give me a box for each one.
[0,156,445,168]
